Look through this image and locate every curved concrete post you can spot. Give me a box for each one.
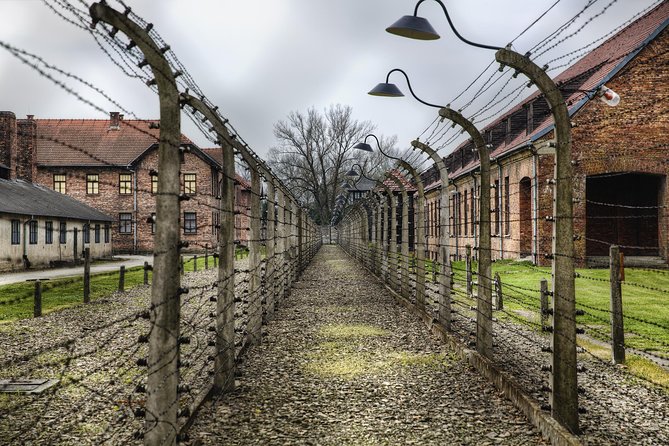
[398,160,426,310]
[438,107,492,359]
[179,94,238,393]
[496,48,577,433]
[379,183,397,289]
[386,172,411,300]
[90,4,181,443]
[412,140,452,330]
[265,180,276,322]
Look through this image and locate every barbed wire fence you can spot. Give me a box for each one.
[337,0,668,443]
[0,1,321,445]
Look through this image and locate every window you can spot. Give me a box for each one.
[53,174,66,194]
[151,173,159,194]
[183,173,196,195]
[104,223,110,243]
[150,213,156,234]
[119,213,133,234]
[59,221,67,244]
[119,173,132,195]
[83,223,90,244]
[86,174,99,194]
[11,220,20,245]
[504,176,510,236]
[45,221,53,244]
[94,224,101,243]
[29,220,38,244]
[184,212,197,234]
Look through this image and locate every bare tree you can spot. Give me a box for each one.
[269,104,398,225]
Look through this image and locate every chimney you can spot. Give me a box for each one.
[110,111,120,130]
[16,115,37,182]
[0,111,17,180]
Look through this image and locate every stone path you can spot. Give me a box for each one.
[185,245,548,445]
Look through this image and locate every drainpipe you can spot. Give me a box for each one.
[132,167,138,254]
[532,147,539,265]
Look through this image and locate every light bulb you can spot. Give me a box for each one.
[597,85,620,107]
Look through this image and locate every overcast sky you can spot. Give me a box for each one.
[0,0,660,159]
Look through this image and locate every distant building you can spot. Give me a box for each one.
[421,2,669,265]
[0,179,112,272]
[0,111,252,254]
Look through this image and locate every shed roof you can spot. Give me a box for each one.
[0,179,113,221]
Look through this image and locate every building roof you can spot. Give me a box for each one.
[444,1,669,179]
[201,147,260,190]
[0,179,113,221]
[383,169,416,192]
[34,118,194,167]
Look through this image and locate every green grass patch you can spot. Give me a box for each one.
[319,324,389,339]
[0,266,152,323]
[305,324,452,379]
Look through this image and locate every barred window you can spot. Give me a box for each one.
[11,220,20,245]
[151,173,159,194]
[59,221,67,244]
[45,221,53,244]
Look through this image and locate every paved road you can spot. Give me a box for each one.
[0,255,153,285]
[185,245,547,445]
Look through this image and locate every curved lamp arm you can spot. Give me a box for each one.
[371,68,444,109]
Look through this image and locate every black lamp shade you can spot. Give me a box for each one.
[345,168,359,178]
[353,142,374,152]
[386,15,440,40]
[368,82,405,97]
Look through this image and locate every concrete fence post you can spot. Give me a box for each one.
[33,280,42,318]
[466,244,472,298]
[540,278,549,331]
[90,4,183,444]
[609,245,625,364]
[495,272,503,311]
[83,248,91,304]
[118,265,125,292]
[143,261,150,286]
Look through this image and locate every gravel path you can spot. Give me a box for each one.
[185,245,548,446]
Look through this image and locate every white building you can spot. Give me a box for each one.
[0,178,113,272]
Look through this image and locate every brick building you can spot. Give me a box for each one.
[422,2,668,266]
[0,111,251,254]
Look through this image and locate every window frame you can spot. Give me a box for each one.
[119,213,133,235]
[59,221,67,244]
[45,221,53,244]
[183,173,197,195]
[83,223,90,244]
[11,220,20,245]
[151,173,159,194]
[119,173,132,195]
[29,220,38,245]
[183,212,197,235]
[86,174,99,195]
[53,174,66,194]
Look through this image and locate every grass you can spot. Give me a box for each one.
[304,323,453,379]
[0,266,152,323]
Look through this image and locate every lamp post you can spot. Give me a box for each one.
[354,135,426,309]
[368,70,494,342]
[385,0,578,432]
